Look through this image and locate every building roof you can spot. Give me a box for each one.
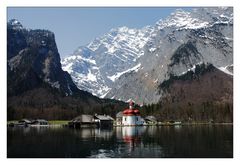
[116,111,123,118]
[145,116,157,122]
[19,119,32,123]
[123,109,140,115]
[95,115,114,121]
[34,119,48,122]
[72,115,94,123]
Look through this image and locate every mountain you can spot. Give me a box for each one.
[61,26,154,97]
[139,63,233,123]
[7,19,127,120]
[62,7,233,104]
[159,63,233,104]
[7,19,81,96]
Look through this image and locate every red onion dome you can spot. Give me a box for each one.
[123,109,129,114]
[123,109,136,115]
[134,110,140,114]
[128,109,134,114]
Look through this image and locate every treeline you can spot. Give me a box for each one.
[140,101,233,123]
[7,100,127,120]
[7,87,127,120]
[7,102,127,120]
[160,63,215,90]
[7,85,232,122]
[154,62,233,123]
[8,97,233,123]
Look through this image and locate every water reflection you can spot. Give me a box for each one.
[7,125,233,158]
[9,126,54,134]
[116,126,146,139]
[71,127,114,140]
[116,126,146,153]
[94,128,114,139]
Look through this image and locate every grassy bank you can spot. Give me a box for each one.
[7,120,17,124]
[47,120,70,125]
[7,120,70,125]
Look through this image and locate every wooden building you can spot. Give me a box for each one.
[68,115,95,128]
[145,116,158,124]
[116,111,123,125]
[94,115,114,127]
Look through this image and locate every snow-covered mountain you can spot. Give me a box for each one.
[62,7,233,104]
[61,25,154,97]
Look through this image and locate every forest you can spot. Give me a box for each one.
[140,101,232,123]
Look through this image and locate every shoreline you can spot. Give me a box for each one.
[7,120,233,128]
[113,122,233,127]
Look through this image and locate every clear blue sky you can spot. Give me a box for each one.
[7,7,192,58]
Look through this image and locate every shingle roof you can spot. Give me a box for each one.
[95,115,114,121]
[145,116,157,122]
[73,115,94,122]
[116,111,123,118]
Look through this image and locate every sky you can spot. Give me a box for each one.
[7,7,192,58]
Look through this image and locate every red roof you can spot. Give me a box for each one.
[134,110,140,114]
[123,109,140,115]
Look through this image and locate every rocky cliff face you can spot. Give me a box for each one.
[62,7,233,105]
[7,19,80,96]
[7,19,116,120]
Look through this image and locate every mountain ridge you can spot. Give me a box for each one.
[62,7,233,104]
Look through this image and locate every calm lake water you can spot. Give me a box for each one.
[7,125,233,158]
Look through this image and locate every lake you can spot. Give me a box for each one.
[7,125,233,158]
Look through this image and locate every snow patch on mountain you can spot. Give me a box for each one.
[107,63,141,82]
[179,62,204,76]
[87,69,97,82]
[156,9,209,30]
[62,55,96,65]
[218,65,233,76]
[155,8,232,31]
[156,10,201,30]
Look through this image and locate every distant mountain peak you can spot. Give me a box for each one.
[155,7,233,31]
[61,23,154,97]
[111,26,132,33]
[8,19,23,30]
[170,8,190,17]
[156,8,208,30]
